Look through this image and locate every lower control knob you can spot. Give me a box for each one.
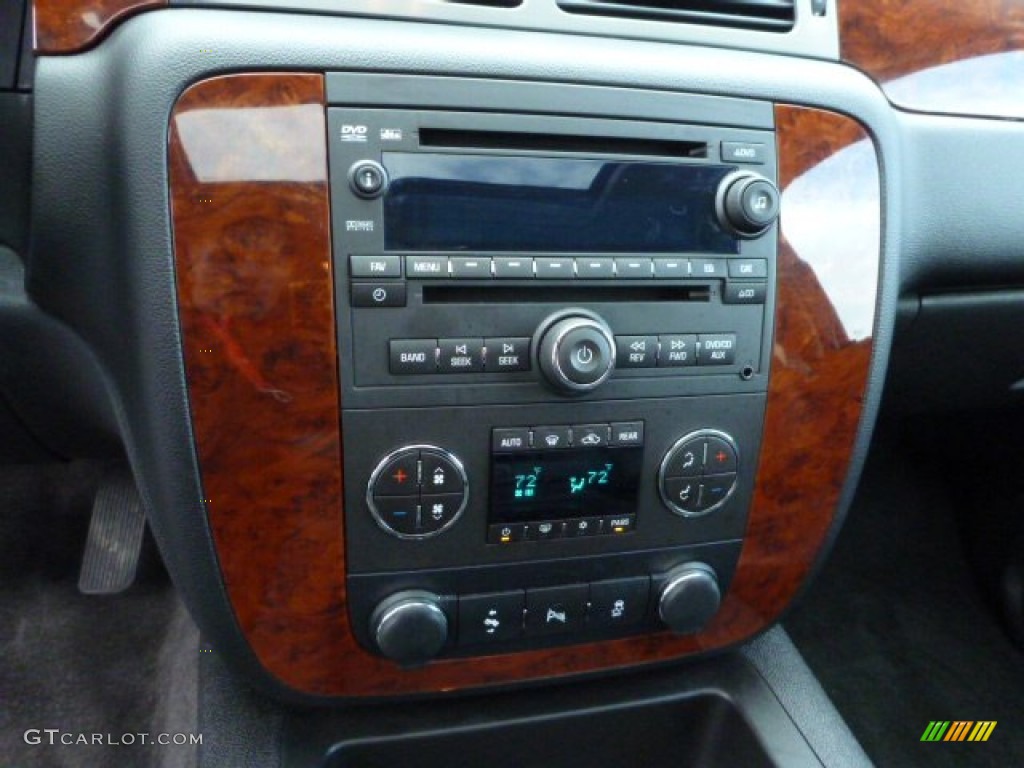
[370,590,448,664]
[658,563,721,634]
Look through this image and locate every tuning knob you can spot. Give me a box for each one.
[716,172,780,238]
[658,563,721,634]
[534,309,616,394]
[370,590,448,664]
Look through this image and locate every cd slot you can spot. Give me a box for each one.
[418,128,707,159]
[422,285,711,304]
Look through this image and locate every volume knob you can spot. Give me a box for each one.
[658,563,721,634]
[535,309,616,394]
[716,172,780,238]
[370,590,449,665]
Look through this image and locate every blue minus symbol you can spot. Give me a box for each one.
[393,510,408,516]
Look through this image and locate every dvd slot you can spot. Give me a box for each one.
[422,285,711,304]
[418,128,707,158]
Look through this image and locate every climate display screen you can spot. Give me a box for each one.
[489,447,643,524]
[382,152,738,254]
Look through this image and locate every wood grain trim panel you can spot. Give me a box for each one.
[839,0,1024,117]
[172,82,880,696]
[33,0,166,54]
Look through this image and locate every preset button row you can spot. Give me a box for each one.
[388,255,766,281]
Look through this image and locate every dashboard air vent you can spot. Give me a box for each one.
[557,0,795,32]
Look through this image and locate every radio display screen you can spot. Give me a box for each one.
[382,153,738,254]
[489,446,643,524]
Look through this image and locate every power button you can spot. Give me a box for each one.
[349,160,389,199]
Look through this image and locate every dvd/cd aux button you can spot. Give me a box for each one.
[697,334,736,366]
[405,255,448,279]
[535,257,574,279]
[653,258,689,278]
[389,339,437,374]
[450,257,492,278]
[493,258,533,278]
[484,337,530,371]
[575,258,615,279]
[614,258,653,278]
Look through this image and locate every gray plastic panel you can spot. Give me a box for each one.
[177,0,838,61]
[29,9,900,700]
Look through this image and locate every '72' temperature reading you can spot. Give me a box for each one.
[569,464,613,495]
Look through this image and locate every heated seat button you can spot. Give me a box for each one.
[373,451,420,496]
[458,591,525,645]
[589,577,650,628]
[526,584,588,636]
[420,452,464,495]
[664,477,702,513]
[663,439,706,477]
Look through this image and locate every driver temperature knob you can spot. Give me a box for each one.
[535,309,616,394]
[658,563,721,634]
[370,590,449,665]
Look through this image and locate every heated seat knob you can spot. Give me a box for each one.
[535,310,616,394]
[716,172,780,238]
[370,590,448,664]
[658,563,721,634]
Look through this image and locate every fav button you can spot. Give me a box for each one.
[350,255,401,278]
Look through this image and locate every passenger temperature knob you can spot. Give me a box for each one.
[716,171,780,238]
[535,309,616,394]
[370,590,449,665]
[658,563,721,634]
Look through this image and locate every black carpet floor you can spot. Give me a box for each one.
[786,432,1024,768]
[0,462,199,768]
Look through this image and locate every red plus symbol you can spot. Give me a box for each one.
[715,451,728,464]
[392,469,408,484]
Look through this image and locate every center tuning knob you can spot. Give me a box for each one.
[534,309,617,394]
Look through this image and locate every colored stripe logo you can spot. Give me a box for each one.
[921,721,996,742]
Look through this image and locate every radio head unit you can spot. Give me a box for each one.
[329,106,778,663]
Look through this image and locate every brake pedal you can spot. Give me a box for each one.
[78,469,146,594]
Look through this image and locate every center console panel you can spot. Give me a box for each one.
[168,70,880,698]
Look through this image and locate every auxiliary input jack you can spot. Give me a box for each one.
[740,365,755,381]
